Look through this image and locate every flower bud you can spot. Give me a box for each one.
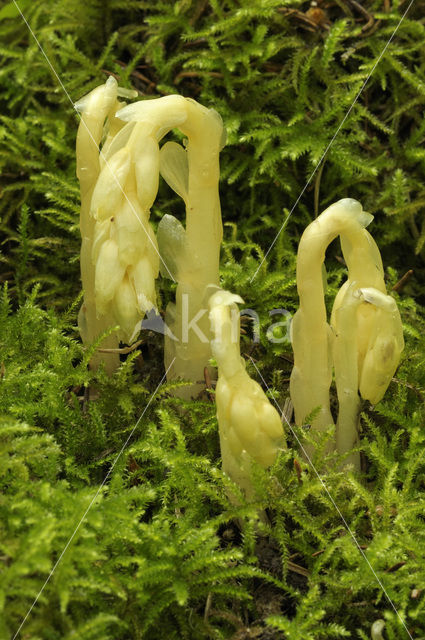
[95,239,125,313]
[91,147,131,221]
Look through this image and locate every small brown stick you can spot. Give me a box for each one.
[189,0,209,26]
[82,384,90,413]
[392,376,424,400]
[95,339,144,354]
[385,561,406,573]
[311,549,325,557]
[0,271,13,282]
[183,38,207,47]
[94,447,116,461]
[128,455,141,471]
[101,70,120,83]
[208,609,244,628]
[263,63,283,73]
[204,592,213,622]
[204,366,214,401]
[242,343,257,359]
[277,8,321,30]
[392,269,413,293]
[174,71,223,84]
[131,70,154,86]
[294,459,302,484]
[349,0,375,32]
[287,560,310,578]
[114,60,156,88]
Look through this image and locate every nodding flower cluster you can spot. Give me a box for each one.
[290,198,404,470]
[209,288,285,506]
[76,77,158,371]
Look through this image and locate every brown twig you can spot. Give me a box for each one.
[204,366,215,402]
[82,384,90,413]
[392,269,413,293]
[204,592,213,622]
[277,7,324,31]
[93,447,116,462]
[101,70,120,83]
[349,0,375,32]
[130,70,156,91]
[113,60,157,93]
[208,609,243,628]
[294,458,302,484]
[95,339,144,354]
[287,560,310,578]
[183,38,207,47]
[189,0,210,26]
[279,353,294,365]
[385,561,406,573]
[391,376,424,400]
[0,271,13,282]
[174,71,223,84]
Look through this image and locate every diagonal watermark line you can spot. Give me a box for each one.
[248,357,413,640]
[12,0,176,282]
[12,358,175,640]
[250,0,415,283]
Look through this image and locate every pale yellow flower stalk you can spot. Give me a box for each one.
[330,208,386,470]
[331,232,403,468]
[332,281,365,469]
[209,289,285,504]
[290,199,372,459]
[332,283,404,468]
[117,96,225,398]
[290,198,403,469]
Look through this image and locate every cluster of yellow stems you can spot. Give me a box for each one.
[76,78,403,502]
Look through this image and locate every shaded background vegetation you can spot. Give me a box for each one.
[1,1,425,638]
